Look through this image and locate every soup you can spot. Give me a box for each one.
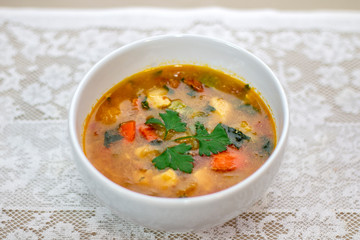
[83,64,276,198]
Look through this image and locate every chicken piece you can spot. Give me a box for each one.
[193,168,213,192]
[135,145,159,159]
[152,169,179,189]
[176,181,197,197]
[133,169,154,186]
[210,97,231,120]
[147,88,171,108]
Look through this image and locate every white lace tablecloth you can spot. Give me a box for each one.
[1,7,360,239]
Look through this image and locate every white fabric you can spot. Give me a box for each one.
[0,7,360,239]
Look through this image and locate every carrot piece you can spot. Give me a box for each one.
[139,124,158,141]
[184,78,204,92]
[211,148,246,171]
[119,121,136,142]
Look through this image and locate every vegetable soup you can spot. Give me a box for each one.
[83,64,276,198]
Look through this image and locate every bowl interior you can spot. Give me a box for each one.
[73,35,287,149]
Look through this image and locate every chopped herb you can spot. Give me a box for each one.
[146,109,187,140]
[176,122,230,156]
[244,84,251,91]
[187,90,197,97]
[238,103,259,115]
[141,97,150,110]
[261,137,273,155]
[104,129,123,148]
[163,85,174,94]
[199,74,218,87]
[205,105,216,112]
[221,124,250,149]
[152,143,194,173]
[168,100,188,114]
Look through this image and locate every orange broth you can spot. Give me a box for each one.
[83,64,276,198]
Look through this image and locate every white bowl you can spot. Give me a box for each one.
[68,35,289,232]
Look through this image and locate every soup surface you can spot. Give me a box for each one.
[83,64,276,198]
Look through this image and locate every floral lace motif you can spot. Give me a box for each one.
[0,8,360,239]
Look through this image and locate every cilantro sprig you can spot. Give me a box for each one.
[146,109,186,140]
[176,122,230,156]
[152,143,194,173]
[147,110,249,174]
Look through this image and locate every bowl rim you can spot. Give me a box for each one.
[68,34,289,206]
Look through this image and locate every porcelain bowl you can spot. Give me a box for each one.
[68,35,289,232]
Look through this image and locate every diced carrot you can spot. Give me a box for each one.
[211,148,246,171]
[184,78,204,92]
[119,121,136,142]
[139,124,158,141]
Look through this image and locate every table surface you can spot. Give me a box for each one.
[1,0,360,10]
[0,7,360,240]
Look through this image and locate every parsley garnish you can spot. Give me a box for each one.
[176,122,230,156]
[148,113,248,173]
[152,143,194,173]
[146,109,186,140]
[193,122,231,156]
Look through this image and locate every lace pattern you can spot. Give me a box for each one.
[0,8,360,239]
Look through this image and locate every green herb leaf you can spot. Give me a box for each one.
[141,97,150,110]
[244,84,251,91]
[261,137,273,155]
[222,124,250,149]
[146,109,186,139]
[205,105,216,112]
[163,85,174,94]
[168,100,188,114]
[238,104,259,115]
[187,90,197,97]
[193,122,230,156]
[104,129,123,148]
[152,143,194,173]
[146,118,164,127]
[199,74,218,87]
